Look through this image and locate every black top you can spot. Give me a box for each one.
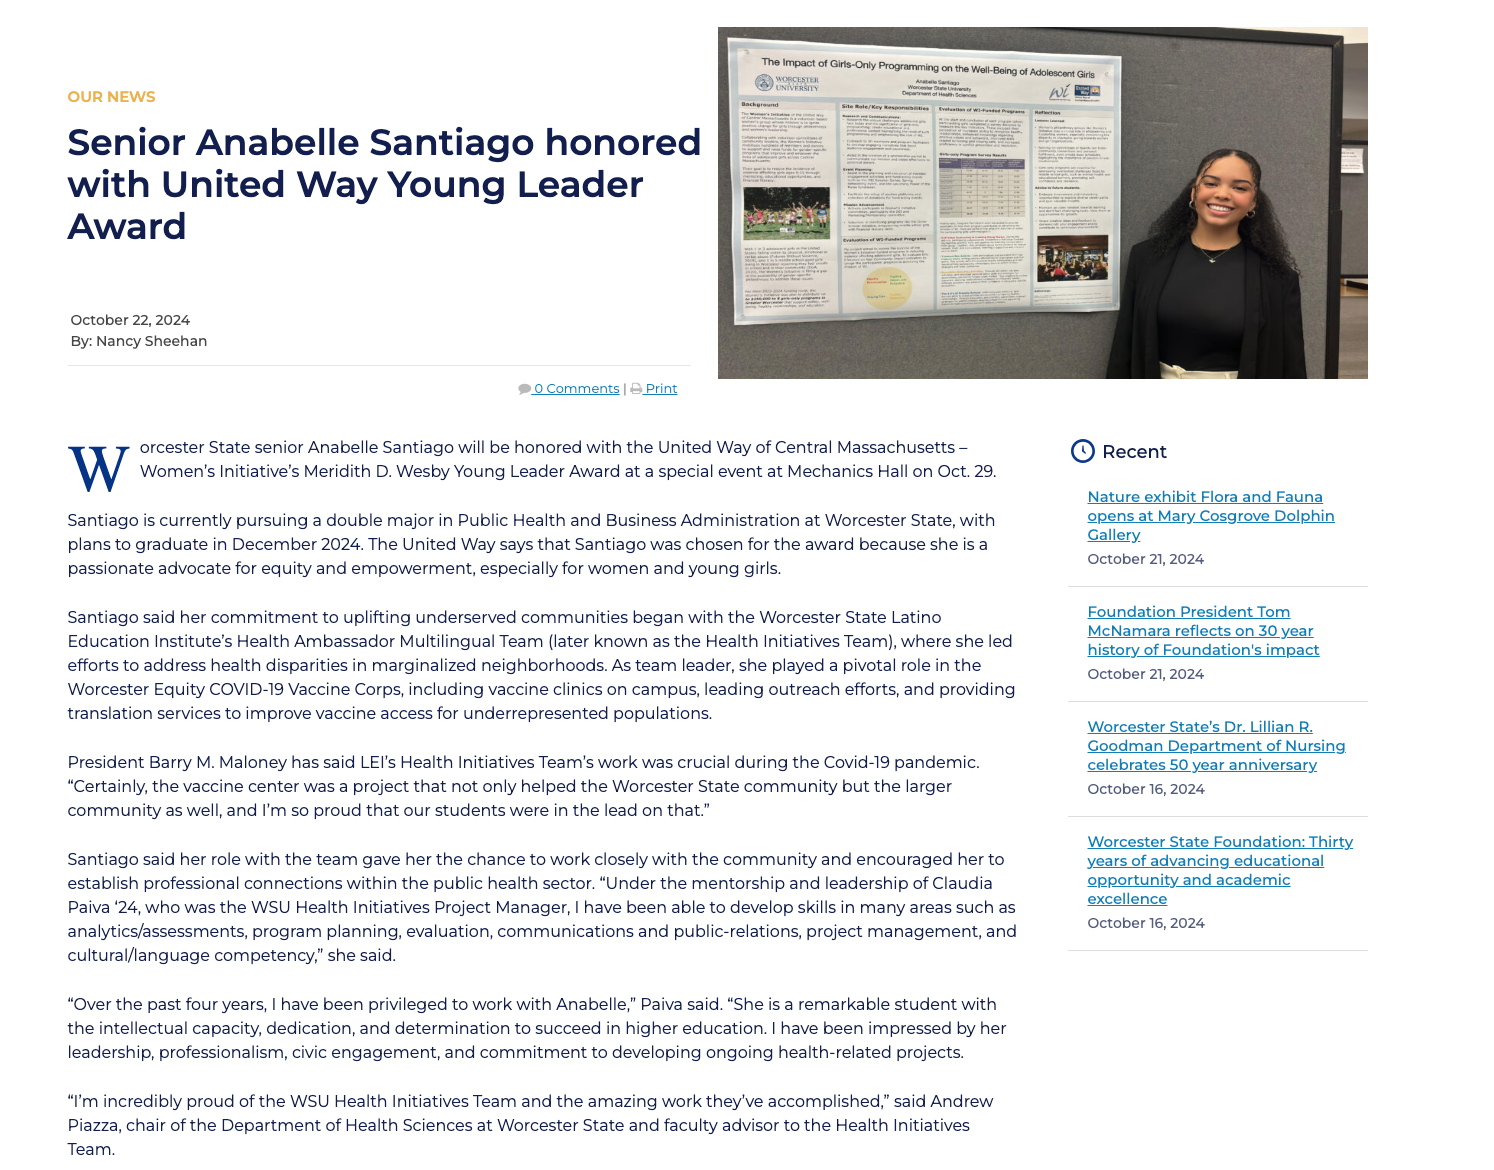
[1156,243,1245,371]
[1105,238,1307,379]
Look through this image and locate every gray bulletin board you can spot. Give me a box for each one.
[1341,142,1367,276]
[719,27,1343,378]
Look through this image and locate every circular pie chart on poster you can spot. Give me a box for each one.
[862,267,911,310]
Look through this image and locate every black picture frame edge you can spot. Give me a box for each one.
[1341,131,1367,294]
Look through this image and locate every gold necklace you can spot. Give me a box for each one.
[1192,238,1240,265]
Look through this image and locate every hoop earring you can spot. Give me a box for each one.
[1246,209,1256,218]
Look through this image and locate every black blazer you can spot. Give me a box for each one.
[1106,239,1307,378]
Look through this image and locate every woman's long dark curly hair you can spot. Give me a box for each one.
[1148,148,1298,276]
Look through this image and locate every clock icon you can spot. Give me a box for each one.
[1071,439,1095,463]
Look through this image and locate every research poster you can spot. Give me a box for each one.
[729,39,1121,325]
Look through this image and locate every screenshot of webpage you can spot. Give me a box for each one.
[4,12,1477,1169]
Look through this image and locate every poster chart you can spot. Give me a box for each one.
[729,38,1122,325]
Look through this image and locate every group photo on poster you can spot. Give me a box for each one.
[743,187,831,239]
[1037,235,1109,282]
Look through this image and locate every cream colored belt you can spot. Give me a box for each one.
[1159,362,1237,379]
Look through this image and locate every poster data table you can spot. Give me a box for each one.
[938,158,1027,218]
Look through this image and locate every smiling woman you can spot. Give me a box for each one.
[1107,149,1306,379]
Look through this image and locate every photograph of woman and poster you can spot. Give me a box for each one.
[742,187,830,240]
[1037,234,1109,282]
